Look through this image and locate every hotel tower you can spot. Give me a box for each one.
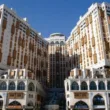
[0,4,48,85]
[65,2,110,110]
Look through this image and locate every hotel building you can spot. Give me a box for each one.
[66,2,110,70]
[65,68,110,110]
[65,2,110,110]
[0,69,46,110]
[45,33,68,88]
[0,4,48,85]
[44,33,68,110]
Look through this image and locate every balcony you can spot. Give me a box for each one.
[89,15,92,24]
[93,53,97,64]
[2,18,7,30]
[92,37,95,47]
[88,48,92,57]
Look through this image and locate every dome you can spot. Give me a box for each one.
[50,33,65,37]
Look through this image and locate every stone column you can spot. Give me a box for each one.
[2,106,6,110]
[79,80,81,90]
[89,93,93,110]
[87,80,90,90]
[105,80,107,90]
[96,80,98,91]
[104,93,108,110]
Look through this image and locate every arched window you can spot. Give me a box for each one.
[0,95,2,98]
[71,82,79,90]
[90,81,97,90]
[60,41,64,46]
[81,81,88,90]
[99,81,105,90]
[93,95,105,106]
[107,81,110,90]
[50,41,54,45]
[28,83,35,91]
[74,101,89,109]
[9,101,21,106]
[55,41,59,45]
[17,82,25,90]
[27,101,33,106]
[67,83,69,91]
[9,82,15,90]
[0,95,3,108]
[0,82,7,90]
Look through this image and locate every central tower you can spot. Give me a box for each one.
[45,33,68,88]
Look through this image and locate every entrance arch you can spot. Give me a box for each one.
[73,101,89,110]
[93,95,105,110]
[0,95,3,110]
[7,101,22,110]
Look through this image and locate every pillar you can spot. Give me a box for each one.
[105,80,107,90]
[87,80,90,90]
[96,80,98,91]
[79,80,81,90]
[89,93,93,110]
[2,106,6,110]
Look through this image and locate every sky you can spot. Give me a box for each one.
[0,0,109,38]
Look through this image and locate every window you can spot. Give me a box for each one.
[60,41,64,46]
[17,82,25,90]
[27,101,33,106]
[9,82,15,90]
[8,101,21,106]
[0,82,7,90]
[71,82,79,90]
[93,95,105,106]
[50,41,54,45]
[99,81,105,90]
[90,81,97,90]
[68,101,69,106]
[81,81,88,90]
[28,82,35,91]
[67,83,69,91]
[29,94,33,98]
[74,101,89,109]
[55,41,59,45]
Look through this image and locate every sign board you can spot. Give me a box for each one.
[74,92,88,99]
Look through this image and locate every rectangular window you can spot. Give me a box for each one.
[109,24,110,32]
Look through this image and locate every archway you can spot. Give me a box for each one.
[93,95,105,110]
[27,101,33,106]
[7,101,22,110]
[26,101,34,110]
[73,101,89,110]
[0,95,3,110]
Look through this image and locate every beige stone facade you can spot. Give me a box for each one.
[0,69,45,110]
[66,2,110,70]
[0,4,48,85]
